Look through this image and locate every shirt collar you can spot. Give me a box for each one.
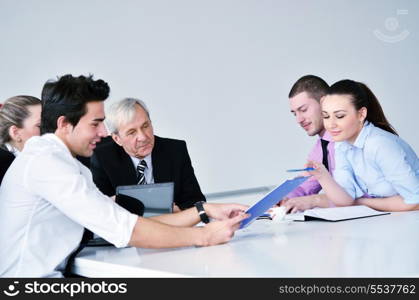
[319,130,333,143]
[335,121,373,151]
[43,134,74,157]
[353,121,373,149]
[130,153,152,168]
[5,143,20,156]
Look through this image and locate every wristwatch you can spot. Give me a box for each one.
[195,201,210,224]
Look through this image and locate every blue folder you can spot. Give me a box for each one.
[240,176,309,229]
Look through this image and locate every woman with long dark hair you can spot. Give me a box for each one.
[308,79,419,211]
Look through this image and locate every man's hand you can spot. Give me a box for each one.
[204,203,249,221]
[280,195,316,214]
[276,197,289,207]
[201,213,249,246]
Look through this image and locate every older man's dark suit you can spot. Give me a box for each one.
[90,135,205,210]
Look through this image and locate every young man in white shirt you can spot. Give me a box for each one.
[0,74,248,277]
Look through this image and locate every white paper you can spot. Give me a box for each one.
[285,205,389,222]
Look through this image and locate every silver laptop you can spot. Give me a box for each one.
[86,182,175,247]
[116,182,174,217]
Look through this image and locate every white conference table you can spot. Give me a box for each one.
[72,192,419,277]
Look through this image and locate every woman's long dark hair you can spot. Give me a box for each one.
[327,80,398,135]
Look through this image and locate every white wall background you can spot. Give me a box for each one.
[1,0,418,193]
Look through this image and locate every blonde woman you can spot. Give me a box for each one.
[0,95,41,183]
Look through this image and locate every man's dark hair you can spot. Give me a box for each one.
[40,74,110,134]
[288,75,329,101]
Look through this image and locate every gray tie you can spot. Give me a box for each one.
[137,160,147,185]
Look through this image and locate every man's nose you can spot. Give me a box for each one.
[98,123,108,137]
[296,113,304,123]
[136,130,147,141]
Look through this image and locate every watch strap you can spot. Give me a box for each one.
[195,201,210,224]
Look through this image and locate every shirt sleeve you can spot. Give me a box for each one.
[286,141,322,198]
[371,137,419,204]
[285,177,322,198]
[333,144,365,199]
[23,149,138,248]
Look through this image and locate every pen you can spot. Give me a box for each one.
[286,167,315,172]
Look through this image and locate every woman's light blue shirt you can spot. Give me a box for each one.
[333,122,419,204]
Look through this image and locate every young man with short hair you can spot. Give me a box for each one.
[281,75,334,212]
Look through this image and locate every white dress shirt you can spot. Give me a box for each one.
[0,134,138,277]
[130,154,154,184]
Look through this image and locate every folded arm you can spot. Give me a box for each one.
[355,195,419,212]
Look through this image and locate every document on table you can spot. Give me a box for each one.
[285,205,390,222]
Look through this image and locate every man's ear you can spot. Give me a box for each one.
[111,133,122,146]
[56,116,72,133]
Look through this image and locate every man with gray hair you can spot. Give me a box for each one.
[90,97,206,213]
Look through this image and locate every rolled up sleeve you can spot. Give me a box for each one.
[373,139,419,204]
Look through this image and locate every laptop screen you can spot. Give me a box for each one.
[116,182,174,217]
